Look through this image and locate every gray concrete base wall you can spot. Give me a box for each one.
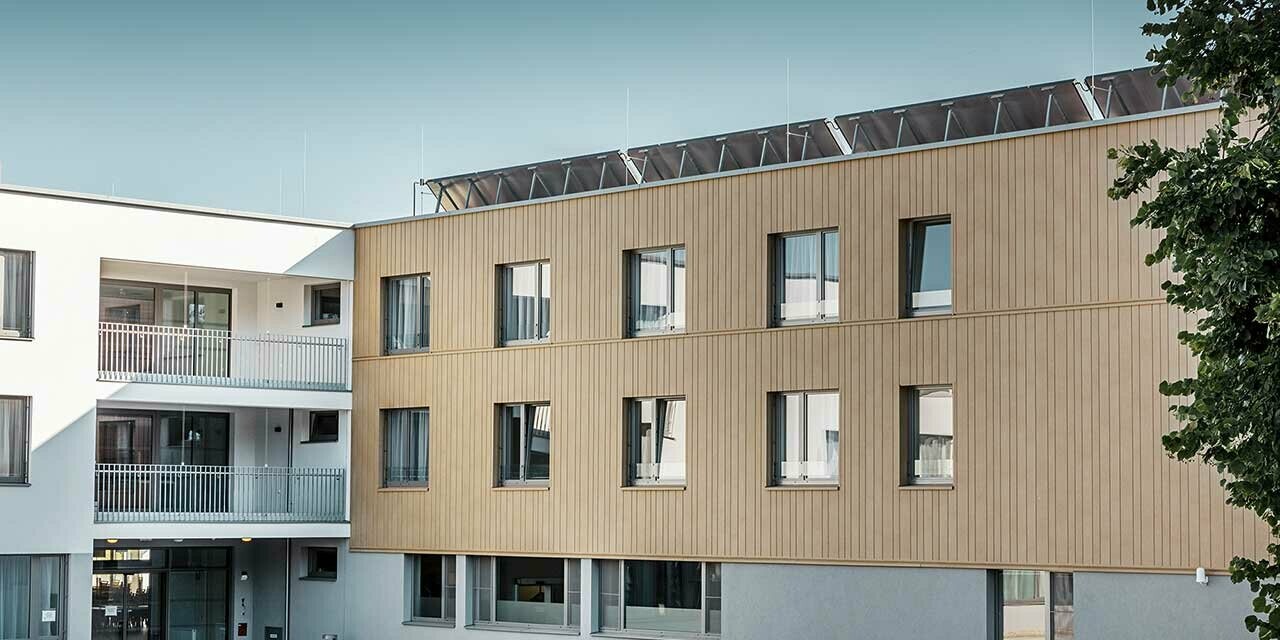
[1075,571,1255,639]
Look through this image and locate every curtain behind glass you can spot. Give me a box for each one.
[503,263,549,342]
[779,234,818,320]
[912,388,954,481]
[384,276,428,352]
[0,555,30,640]
[0,397,27,482]
[384,409,429,486]
[0,250,32,338]
[805,392,839,481]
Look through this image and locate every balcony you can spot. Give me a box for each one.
[94,463,346,523]
[98,322,349,391]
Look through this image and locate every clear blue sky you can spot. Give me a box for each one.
[0,0,1160,222]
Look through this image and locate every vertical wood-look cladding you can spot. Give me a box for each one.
[351,108,1267,572]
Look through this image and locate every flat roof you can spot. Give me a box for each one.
[0,184,353,230]
[410,65,1216,222]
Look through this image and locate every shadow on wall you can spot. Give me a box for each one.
[5,406,97,553]
[284,231,355,281]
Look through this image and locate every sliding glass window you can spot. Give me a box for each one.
[497,403,550,486]
[773,230,838,324]
[470,556,578,630]
[626,397,687,485]
[597,560,720,636]
[408,554,455,623]
[0,555,66,640]
[0,396,29,485]
[499,262,550,345]
[0,249,33,338]
[770,391,839,485]
[628,246,686,335]
[383,408,429,487]
[383,274,430,354]
[904,386,954,485]
[906,218,952,315]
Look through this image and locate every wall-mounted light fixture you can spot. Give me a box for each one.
[1195,567,1209,586]
[241,537,253,543]
[105,539,118,544]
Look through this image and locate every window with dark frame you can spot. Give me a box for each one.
[496,403,551,486]
[469,555,579,629]
[0,555,66,640]
[0,248,34,339]
[903,385,954,485]
[772,229,839,325]
[626,397,687,486]
[408,554,456,623]
[905,217,953,316]
[627,246,686,335]
[769,391,840,485]
[305,547,338,580]
[310,282,342,325]
[597,559,720,636]
[498,261,551,345]
[995,570,1074,639]
[383,274,430,354]
[308,411,339,443]
[0,396,30,484]
[383,408,429,487]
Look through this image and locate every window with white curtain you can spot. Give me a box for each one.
[626,397,687,485]
[904,386,953,485]
[499,262,550,345]
[628,246,685,335]
[0,397,29,485]
[497,403,551,486]
[0,555,65,640]
[596,559,720,636]
[383,274,430,354]
[0,249,33,339]
[382,408,429,487]
[772,230,838,324]
[770,391,839,485]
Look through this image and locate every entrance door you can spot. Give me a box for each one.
[91,573,164,640]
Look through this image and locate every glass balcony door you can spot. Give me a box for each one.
[100,281,232,379]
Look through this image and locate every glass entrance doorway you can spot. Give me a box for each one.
[91,573,163,640]
[92,548,230,640]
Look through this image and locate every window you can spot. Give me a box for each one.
[903,386,954,485]
[628,246,686,335]
[906,218,952,315]
[408,554,455,623]
[470,556,578,629]
[305,547,337,581]
[307,411,339,443]
[383,274,430,354]
[496,403,550,486]
[772,229,838,324]
[309,282,341,325]
[0,396,30,484]
[626,397,687,485]
[499,261,550,344]
[0,249,33,338]
[0,555,65,640]
[996,570,1074,639]
[598,560,720,636]
[383,408,429,487]
[770,391,839,485]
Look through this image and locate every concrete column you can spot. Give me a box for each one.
[455,554,470,626]
[579,558,596,637]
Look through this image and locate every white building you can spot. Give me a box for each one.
[0,185,354,640]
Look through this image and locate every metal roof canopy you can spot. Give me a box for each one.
[426,65,1217,213]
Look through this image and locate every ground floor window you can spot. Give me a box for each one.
[598,559,720,636]
[92,546,229,640]
[470,556,579,630]
[408,554,456,622]
[997,569,1074,639]
[0,555,65,640]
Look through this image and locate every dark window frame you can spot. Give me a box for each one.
[901,385,955,486]
[306,410,339,443]
[382,408,430,488]
[903,216,953,317]
[768,390,841,486]
[495,403,551,487]
[308,282,342,326]
[625,396,688,486]
[497,261,551,346]
[0,248,35,340]
[625,245,687,336]
[304,546,338,581]
[770,228,840,326]
[382,274,431,354]
[407,554,456,623]
[469,555,579,630]
[0,395,31,485]
[597,559,721,636]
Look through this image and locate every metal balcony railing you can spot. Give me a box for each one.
[98,322,349,391]
[94,464,346,523]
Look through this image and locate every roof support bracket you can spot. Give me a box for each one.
[824,118,853,155]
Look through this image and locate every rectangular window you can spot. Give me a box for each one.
[0,555,66,640]
[499,261,550,345]
[0,249,33,339]
[383,274,430,354]
[305,547,337,581]
[597,560,720,636]
[997,570,1074,639]
[773,229,838,324]
[497,403,550,486]
[770,391,839,485]
[470,556,578,629]
[409,554,455,622]
[628,246,686,335]
[383,408,429,487]
[307,411,339,443]
[309,282,341,325]
[0,396,30,484]
[904,386,954,485]
[906,218,952,315]
[626,397,687,485]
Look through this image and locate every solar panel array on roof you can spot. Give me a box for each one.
[425,66,1218,213]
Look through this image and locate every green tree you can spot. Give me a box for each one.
[1108,0,1280,635]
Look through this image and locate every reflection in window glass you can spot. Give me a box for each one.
[411,554,451,620]
[498,404,551,485]
[999,570,1074,639]
[906,386,953,484]
[630,247,686,334]
[624,561,702,634]
[908,219,952,314]
[772,391,839,484]
[627,397,687,484]
[495,556,565,626]
[775,230,838,323]
[501,262,551,344]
